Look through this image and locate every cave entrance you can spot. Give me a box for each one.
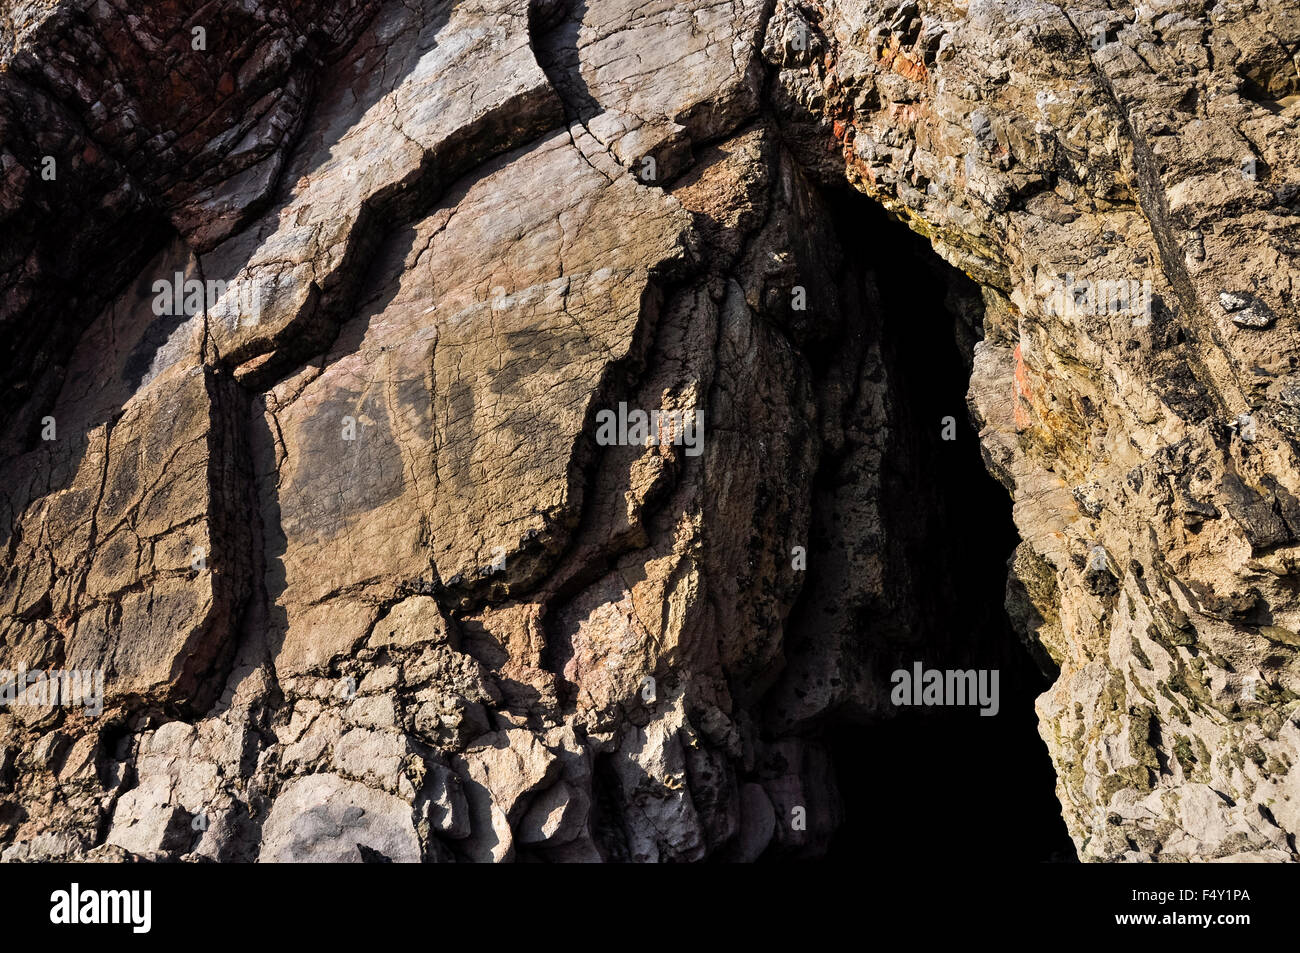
[821,193,1075,863]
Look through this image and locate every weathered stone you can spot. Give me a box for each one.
[2,0,1297,866]
[517,780,585,847]
[259,773,420,863]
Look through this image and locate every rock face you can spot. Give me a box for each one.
[0,0,1296,863]
[770,0,1300,861]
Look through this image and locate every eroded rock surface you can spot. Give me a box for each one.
[766,0,1300,859]
[1,0,1297,862]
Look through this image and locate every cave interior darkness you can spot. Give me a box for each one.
[819,192,1076,863]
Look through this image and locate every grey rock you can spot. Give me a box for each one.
[259,774,420,863]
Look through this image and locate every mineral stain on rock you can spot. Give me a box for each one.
[0,0,1297,864]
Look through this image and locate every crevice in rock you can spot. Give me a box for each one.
[1056,6,1240,421]
[1237,40,1300,107]
[785,187,1075,861]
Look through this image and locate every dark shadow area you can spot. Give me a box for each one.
[823,195,1075,863]
[530,0,601,125]
[1236,38,1300,106]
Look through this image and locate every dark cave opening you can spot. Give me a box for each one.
[820,195,1076,863]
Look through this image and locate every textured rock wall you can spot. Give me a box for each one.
[764,0,1300,859]
[0,0,1297,862]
